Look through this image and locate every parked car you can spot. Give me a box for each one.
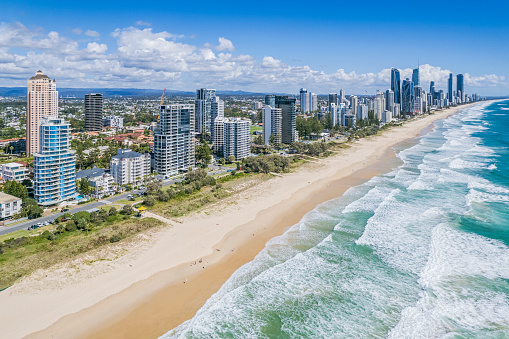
[61,208,69,212]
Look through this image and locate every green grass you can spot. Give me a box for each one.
[0,216,163,290]
[250,125,262,134]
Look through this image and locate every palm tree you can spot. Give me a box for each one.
[9,146,13,155]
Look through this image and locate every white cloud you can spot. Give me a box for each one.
[0,21,505,94]
[216,37,234,52]
[72,28,82,35]
[85,30,100,37]
[135,21,151,27]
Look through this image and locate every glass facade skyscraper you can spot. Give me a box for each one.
[195,88,216,135]
[456,74,464,102]
[84,93,103,131]
[412,68,420,87]
[34,118,76,205]
[274,96,296,144]
[391,68,401,104]
[448,73,453,102]
[401,78,415,114]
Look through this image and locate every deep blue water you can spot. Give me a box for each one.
[164,101,509,338]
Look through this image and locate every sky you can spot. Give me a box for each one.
[0,0,508,95]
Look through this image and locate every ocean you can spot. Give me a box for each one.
[163,101,509,338]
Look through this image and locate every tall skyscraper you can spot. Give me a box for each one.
[330,103,339,127]
[310,93,318,112]
[195,88,216,135]
[328,93,338,111]
[34,118,76,205]
[401,78,415,114]
[154,104,195,177]
[275,96,296,144]
[456,74,464,102]
[391,68,401,104]
[385,89,395,111]
[350,95,358,117]
[339,89,345,104]
[412,67,420,87]
[430,81,435,97]
[264,94,275,108]
[262,105,282,145]
[210,96,224,141]
[84,93,103,131]
[27,70,58,155]
[300,88,310,113]
[448,73,453,103]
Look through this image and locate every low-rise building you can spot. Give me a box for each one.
[0,162,28,183]
[76,167,115,196]
[0,192,22,219]
[110,149,151,186]
[103,116,124,129]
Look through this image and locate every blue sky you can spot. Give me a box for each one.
[1,0,508,95]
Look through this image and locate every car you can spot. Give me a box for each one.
[61,208,69,212]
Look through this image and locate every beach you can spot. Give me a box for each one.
[0,105,469,339]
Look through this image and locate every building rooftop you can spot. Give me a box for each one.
[76,167,108,180]
[0,192,21,204]
[1,162,24,169]
[29,71,51,81]
[111,150,146,160]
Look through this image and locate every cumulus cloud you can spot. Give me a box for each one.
[85,30,100,37]
[72,28,82,35]
[216,37,234,52]
[0,21,506,93]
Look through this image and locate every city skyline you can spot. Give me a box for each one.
[0,1,507,95]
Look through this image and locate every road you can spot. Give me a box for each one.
[0,168,231,237]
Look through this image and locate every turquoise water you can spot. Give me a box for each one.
[163,101,509,338]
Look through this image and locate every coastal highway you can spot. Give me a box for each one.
[0,167,232,237]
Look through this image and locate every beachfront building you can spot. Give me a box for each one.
[27,70,58,155]
[195,88,216,135]
[412,67,420,87]
[76,167,115,197]
[0,192,22,220]
[84,93,103,132]
[275,96,297,144]
[214,117,250,160]
[391,68,401,104]
[401,78,415,114]
[153,104,195,177]
[300,88,309,113]
[210,96,224,141]
[110,149,150,187]
[34,118,76,206]
[262,105,282,145]
[448,73,454,103]
[457,74,465,103]
[0,162,28,183]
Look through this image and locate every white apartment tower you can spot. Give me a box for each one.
[214,118,250,161]
[34,118,76,205]
[110,149,151,186]
[210,96,224,140]
[300,88,310,113]
[153,104,195,177]
[262,105,282,145]
[27,71,58,155]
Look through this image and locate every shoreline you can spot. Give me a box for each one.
[0,104,473,339]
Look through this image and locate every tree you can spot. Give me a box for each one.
[108,207,117,216]
[3,180,28,201]
[21,179,32,187]
[71,211,91,223]
[228,155,236,163]
[143,196,155,207]
[195,144,211,166]
[184,168,207,183]
[122,204,134,215]
[146,179,162,194]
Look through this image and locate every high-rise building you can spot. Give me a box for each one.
[328,93,338,111]
[275,96,297,144]
[311,93,318,112]
[357,104,369,121]
[84,93,103,131]
[414,86,423,113]
[330,103,340,127]
[195,88,216,135]
[339,89,345,104]
[214,118,250,161]
[385,89,395,111]
[430,81,435,98]
[34,118,76,205]
[300,88,310,113]
[350,95,358,117]
[210,96,224,141]
[110,149,151,186]
[374,91,385,121]
[391,68,401,104]
[262,105,282,145]
[412,67,420,87]
[402,78,415,114]
[154,104,195,177]
[457,74,464,102]
[264,95,276,108]
[27,71,58,155]
[103,116,124,129]
[448,73,453,103]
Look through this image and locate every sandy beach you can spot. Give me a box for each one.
[0,105,472,339]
